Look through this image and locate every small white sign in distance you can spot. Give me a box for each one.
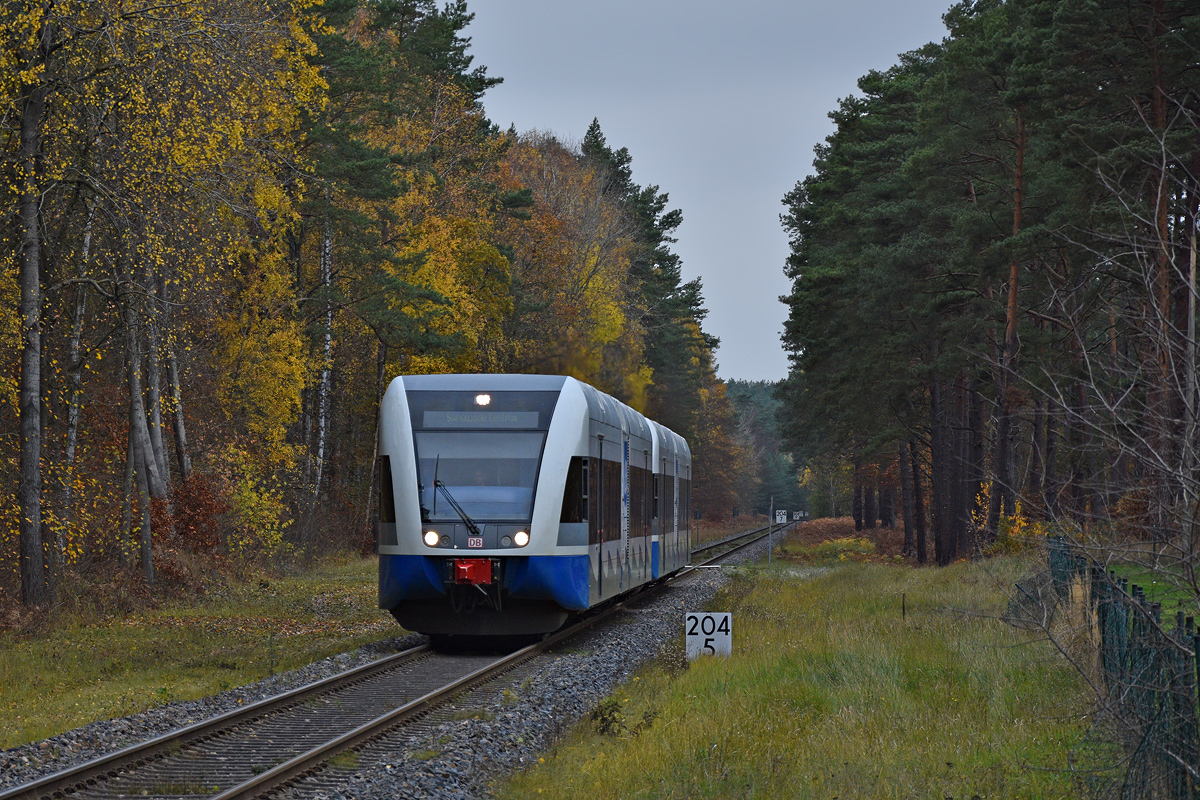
[793,511,802,521]
[685,612,732,659]
[775,510,787,524]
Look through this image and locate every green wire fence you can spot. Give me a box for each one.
[1046,537,1200,798]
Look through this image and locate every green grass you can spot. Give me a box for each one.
[501,556,1091,799]
[1108,563,1195,622]
[0,557,398,749]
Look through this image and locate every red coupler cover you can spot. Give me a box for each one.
[454,558,492,585]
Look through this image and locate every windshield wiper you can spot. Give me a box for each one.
[432,455,440,516]
[435,479,482,538]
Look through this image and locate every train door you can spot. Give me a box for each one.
[592,434,604,599]
[621,429,630,591]
[673,456,681,570]
[661,455,674,570]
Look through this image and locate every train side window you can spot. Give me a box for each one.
[379,456,396,523]
[604,459,621,541]
[589,453,601,545]
[652,474,659,520]
[560,456,587,523]
[680,477,690,532]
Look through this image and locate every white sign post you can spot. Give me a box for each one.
[775,510,787,524]
[685,612,732,659]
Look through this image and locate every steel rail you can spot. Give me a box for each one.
[691,520,796,558]
[4,523,789,800]
[214,532,780,800]
[206,604,618,800]
[0,644,432,800]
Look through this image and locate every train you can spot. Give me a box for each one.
[375,374,692,645]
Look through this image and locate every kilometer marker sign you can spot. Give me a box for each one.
[685,612,732,659]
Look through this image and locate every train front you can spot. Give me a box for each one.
[376,374,587,640]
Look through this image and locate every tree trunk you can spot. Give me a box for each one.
[17,42,50,607]
[864,479,877,529]
[953,377,972,556]
[135,439,154,585]
[313,220,334,502]
[931,376,954,565]
[365,339,389,541]
[879,481,894,528]
[968,377,986,527]
[166,347,192,481]
[909,440,928,564]
[1027,396,1045,514]
[57,198,96,577]
[123,272,168,499]
[900,444,916,556]
[1186,160,1200,560]
[987,113,1027,540]
[853,469,864,531]
[145,278,170,488]
[159,271,192,481]
[1043,401,1059,515]
[121,430,134,565]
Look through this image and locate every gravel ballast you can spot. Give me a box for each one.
[1,537,768,799]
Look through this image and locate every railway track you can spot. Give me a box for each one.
[2,523,786,800]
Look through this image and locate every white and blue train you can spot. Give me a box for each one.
[376,374,692,642]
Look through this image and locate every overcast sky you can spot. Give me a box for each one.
[465,0,953,382]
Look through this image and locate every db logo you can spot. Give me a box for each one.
[467,537,483,548]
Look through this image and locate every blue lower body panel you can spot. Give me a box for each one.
[651,541,660,579]
[506,555,591,611]
[380,553,591,613]
[379,554,446,610]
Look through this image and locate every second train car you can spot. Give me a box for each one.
[376,374,692,642]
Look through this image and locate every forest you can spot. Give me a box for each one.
[0,0,757,610]
[778,0,1200,566]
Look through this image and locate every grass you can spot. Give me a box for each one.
[0,557,397,749]
[501,555,1092,799]
[1108,563,1195,621]
[692,515,773,546]
[780,535,879,562]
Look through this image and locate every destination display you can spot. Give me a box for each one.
[423,411,539,429]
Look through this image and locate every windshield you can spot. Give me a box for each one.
[415,431,547,522]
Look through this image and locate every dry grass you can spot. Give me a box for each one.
[782,516,908,562]
[501,554,1091,799]
[692,515,773,546]
[0,557,396,748]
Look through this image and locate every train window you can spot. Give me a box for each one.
[603,460,621,542]
[679,477,690,533]
[414,430,546,522]
[629,465,644,538]
[652,474,659,520]
[645,467,654,535]
[379,455,396,523]
[560,456,587,523]
[589,452,601,545]
[407,390,559,431]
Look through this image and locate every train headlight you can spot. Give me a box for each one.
[475,393,491,406]
[423,530,440,547]
[514,530,529,547]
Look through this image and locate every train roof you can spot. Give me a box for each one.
[391,374,688,454]
[398,374,568,392]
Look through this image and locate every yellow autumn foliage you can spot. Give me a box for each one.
[214,247,310,469]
